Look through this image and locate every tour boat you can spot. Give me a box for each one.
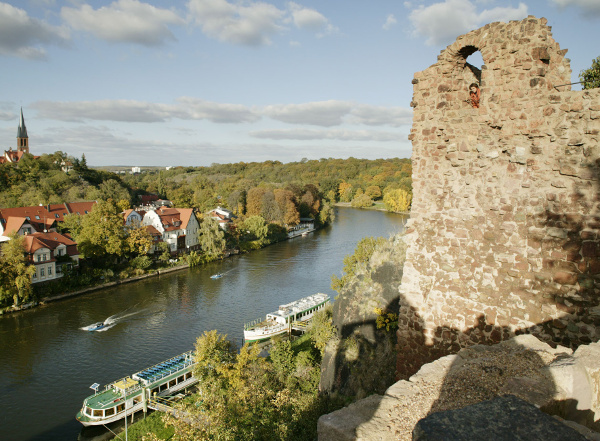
[243,293,330,343]
[76,351,197,426]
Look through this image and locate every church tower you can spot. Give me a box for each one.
[17,108,29,154]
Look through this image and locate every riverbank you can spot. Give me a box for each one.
[1,223,321,317]
[1,263,192,315]
[334,201,410,215]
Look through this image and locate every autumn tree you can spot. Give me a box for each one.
[0,234,36,306]
[274,189,299,227]
[580,56,600,89]
[365,185,382,200]
[351,193,373,208]
[383,188,412,212]
[338,181,353,202]
[245,187,267,217]
[125,225,153,256]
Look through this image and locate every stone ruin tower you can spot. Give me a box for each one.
[398,16,600,377]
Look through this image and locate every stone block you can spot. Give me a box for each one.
[413,395,588,441]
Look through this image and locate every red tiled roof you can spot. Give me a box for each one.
[23,231,79,257]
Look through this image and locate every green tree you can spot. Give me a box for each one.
[199,217,225,259]
[331,236,386,292]
[242,215,269,244]
[0,234,36,306]
[69,199,127,263]
[580,56,600,89]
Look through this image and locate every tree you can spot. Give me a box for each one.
[580,56,600,90]
[242,216,269,244]
[199,217,225,259]
[331,236,386,292]
[246,187,268,217]
[0,234,36,306]
[69,199,127,262]
[338,182,353,202]
[383,188,412,212]
[365,185,382,200]
[125,225,153,256]
[351,193,373,208]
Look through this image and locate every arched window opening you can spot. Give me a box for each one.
[460,45,484,84]
[458,46,485,108]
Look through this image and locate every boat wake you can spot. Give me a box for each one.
[81,306,142,332]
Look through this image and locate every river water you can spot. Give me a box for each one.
[0,207,406,441]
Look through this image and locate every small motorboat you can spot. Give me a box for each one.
[210,273,223,279]
[88,322,106,331]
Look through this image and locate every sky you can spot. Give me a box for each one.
[0,0,599,167]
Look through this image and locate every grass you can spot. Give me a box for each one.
[121,411,174,441]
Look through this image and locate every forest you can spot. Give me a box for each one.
[0,153,412,213]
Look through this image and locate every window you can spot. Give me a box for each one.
[40,268,45,277]
[25,216,30,220]
[35,215,40,220]
[57,249,64,256]
[48,266,52,276]
[33,272,37,279]
[56,266,62,274]
[37,255,42,262]
[85,210,88,214]
[55,214,59,218]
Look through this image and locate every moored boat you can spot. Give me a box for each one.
[76,351,197,426]
[243,293,330,343]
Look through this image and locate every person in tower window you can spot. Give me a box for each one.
[468,82,480,108]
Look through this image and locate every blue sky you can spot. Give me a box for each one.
[0,0,599,167]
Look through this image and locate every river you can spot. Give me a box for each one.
[0,207,407,441]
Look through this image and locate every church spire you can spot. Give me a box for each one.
[16,107,29,153]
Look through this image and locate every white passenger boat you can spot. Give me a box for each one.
[76,351,197,426]
[243,293,330,343]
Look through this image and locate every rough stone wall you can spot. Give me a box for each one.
[398,16,600,378]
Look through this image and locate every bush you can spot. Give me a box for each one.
[131,255,152,270]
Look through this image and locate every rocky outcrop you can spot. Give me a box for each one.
[318,336,600,440]
[319,236,406,399]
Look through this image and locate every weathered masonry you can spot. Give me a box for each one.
[398,16,600,377]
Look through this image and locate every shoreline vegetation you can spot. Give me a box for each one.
[1,156,412,315]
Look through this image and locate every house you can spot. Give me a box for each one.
[122,209,144,227]
[141,207,200,253]
[0,202,97,240]
[207,206,236,231]
[23,232,80,283]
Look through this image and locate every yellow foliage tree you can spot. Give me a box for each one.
[338,182,353,202]
[383,188,412,212]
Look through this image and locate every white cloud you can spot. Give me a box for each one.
[263,101,353,126]
[288,2,338,36]
[187,0,284,46]
[349,104,413,127]
[0,2,69,59]
[32,99,259,124]
[409,0,528,46]
[61,0,184,46]
[175,97,260,123]
[551,0,600,16]
[250,128,403,142]
[383,14,398,30]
